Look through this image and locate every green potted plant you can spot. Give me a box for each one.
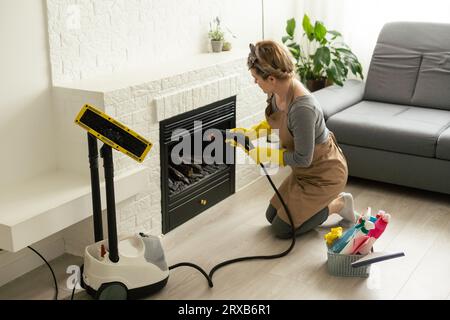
[282,14,364,92]
[209,17,225,52]
[222,41,232,51]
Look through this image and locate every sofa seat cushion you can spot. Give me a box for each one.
[314,79,365,120]
[437,127,450,160]
[327,101,450,158]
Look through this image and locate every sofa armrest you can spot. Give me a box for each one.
[313,79,365,120]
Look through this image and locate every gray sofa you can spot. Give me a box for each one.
[314,22,450,194]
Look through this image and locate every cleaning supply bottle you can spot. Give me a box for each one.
[338,207,375,254]
[340,219,375,254]
[330,222,362,253]
[355,211,390,255]
[324,227,343,247]
[330,207,371,253]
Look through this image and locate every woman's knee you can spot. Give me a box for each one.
[265,204,277,223]
[270,215,293,239]
[270,207,328,239]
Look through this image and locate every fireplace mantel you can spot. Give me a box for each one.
[55,50,248,93]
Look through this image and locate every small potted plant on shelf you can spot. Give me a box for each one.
[282,14,364,92]
[222,26,237,51]
[222,41,232,51]
[208,17,225,52]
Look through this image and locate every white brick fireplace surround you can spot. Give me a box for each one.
[56,51,266,255]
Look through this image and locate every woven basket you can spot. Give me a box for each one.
[326,250,370,278]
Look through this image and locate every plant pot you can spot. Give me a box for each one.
[305,78,334,92]
[306,78,327,92]
[222,41,232,51]
[211,40,223,53]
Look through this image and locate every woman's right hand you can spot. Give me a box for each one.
[230,120,271,140]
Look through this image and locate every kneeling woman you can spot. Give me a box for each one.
[232,41,356,238]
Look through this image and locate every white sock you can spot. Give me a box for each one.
[337,192,356,223]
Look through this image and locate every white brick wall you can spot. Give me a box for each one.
[46,0,262,84]
[153,74,238,122]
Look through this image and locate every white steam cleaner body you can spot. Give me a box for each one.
[82,233,169,299]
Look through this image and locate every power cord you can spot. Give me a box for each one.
[72,146,295,295]
[122,132,295,290]
[27,246,58,300]
[71,163,292,297]
[169,262,213,288]
[168,143,297,287]
[71,280,78,300]
[207,163,296,281]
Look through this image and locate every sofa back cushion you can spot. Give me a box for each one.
[364,22,450,111]
[412,52,450,110]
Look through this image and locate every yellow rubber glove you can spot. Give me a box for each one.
[226,137,286,166]
[230,120,271,139]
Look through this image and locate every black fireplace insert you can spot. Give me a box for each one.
[160,96,236,233]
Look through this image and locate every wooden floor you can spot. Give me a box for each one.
[1,167,450,300]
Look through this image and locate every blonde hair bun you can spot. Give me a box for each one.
[247,40,294,80]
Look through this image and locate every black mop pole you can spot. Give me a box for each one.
[87,133,103,242]
[100,144,119,263]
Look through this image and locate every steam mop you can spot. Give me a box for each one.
[75,105,174,299]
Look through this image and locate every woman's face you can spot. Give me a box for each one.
[250,68,274,94]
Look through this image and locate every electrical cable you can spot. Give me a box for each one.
[207,162,296,281]
[167,134,297,287]
[169,262,213,288]
[75,134,295,295]
[27,246,58,300]
[71,280,78,300]
[72,162,293,294]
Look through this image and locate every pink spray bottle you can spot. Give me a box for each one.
[354,210,390,255]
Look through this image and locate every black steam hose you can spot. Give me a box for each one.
[208,162,296,282]
[169,133,297,288]
[169,262,214,287]
[168,162,295,287]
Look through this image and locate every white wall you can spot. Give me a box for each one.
[263,0,297,43]
[47,0,260,84]
[47,0,299,84]
[0,0,56,189]
[299,0,450,78]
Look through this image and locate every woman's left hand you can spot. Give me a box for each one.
[247,146,285,166]
[226,138,285,166]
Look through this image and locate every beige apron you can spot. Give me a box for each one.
[265,99,348,228]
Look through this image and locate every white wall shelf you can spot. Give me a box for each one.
[55,50,248,93]
[0,167,149,252]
